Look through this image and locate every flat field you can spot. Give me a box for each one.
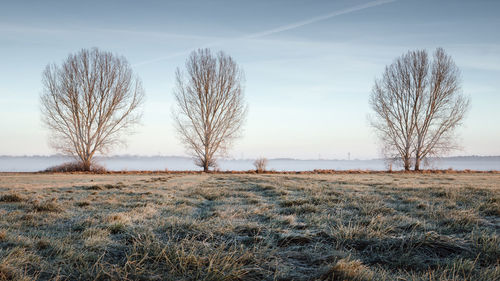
[0,173,499,281]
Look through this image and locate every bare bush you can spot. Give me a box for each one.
[40,48,144,171]
[369,48,469,171]
[253,158,268,173]
[44,161,106,173]
[173,49,247,172]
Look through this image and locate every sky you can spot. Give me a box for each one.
[0,0,499,159]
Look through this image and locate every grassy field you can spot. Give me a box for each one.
[0,173,499,281]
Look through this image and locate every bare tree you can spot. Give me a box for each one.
[369,48,469,171]
[253,158,268,173]
[173,49,247,172]
[41,48,144,171]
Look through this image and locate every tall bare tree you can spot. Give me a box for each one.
[41,48,144,171]
[173,49,247,172]
[369,48,469,171]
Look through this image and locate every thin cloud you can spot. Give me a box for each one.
[0,24,218,41]
[95,28,220,41]
[0,24,68,34]
[133,0,397,67]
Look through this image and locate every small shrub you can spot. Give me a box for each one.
[253,158,268,173]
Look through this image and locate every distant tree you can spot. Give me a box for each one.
[369,48,469,171]
[173,49,247,172]
[40,48,144,171]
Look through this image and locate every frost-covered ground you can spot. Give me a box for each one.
[0,173,499,280]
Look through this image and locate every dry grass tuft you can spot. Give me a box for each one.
[0,193,24,203]
[320,258,375,281]
[86,185,103,190]
[32,199,63,212]
[35,239,51,250]
[75,201,90,207]
[0,264,15,281]
[0,248,36,281]
[479,197,500,216]
[119,231,257,280]
[108,223,126,234]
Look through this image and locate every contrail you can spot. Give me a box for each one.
[133,0,396,66]
[243,0,396,39]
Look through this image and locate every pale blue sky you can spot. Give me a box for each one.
[0,0,499,159]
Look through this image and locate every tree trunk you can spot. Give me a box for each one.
[82,160,91,172]
[203,161,209,173]
[414,158,421,171]
[414,144,421,171]
[404,163,410,171]
[403,157,411,171]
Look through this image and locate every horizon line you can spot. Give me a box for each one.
[1,154,499,161]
